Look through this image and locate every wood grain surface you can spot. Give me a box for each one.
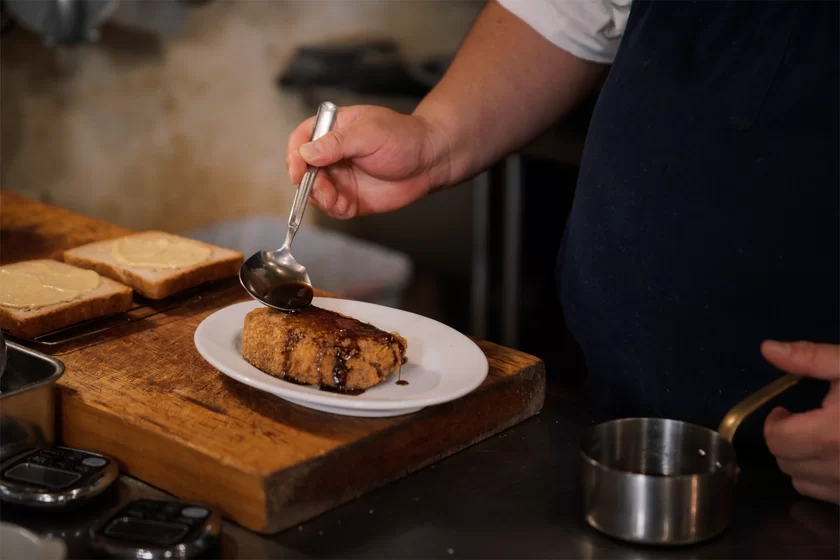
[0,191,546,533]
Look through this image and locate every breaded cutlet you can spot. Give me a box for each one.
[240,306,407,391]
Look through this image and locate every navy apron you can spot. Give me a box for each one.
[558,0,839,470]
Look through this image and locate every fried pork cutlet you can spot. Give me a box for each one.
[240,306,407,391]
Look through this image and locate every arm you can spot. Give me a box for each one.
[415,0,612,190]
[286,0,625,219]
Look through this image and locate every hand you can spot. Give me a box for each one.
[762,340,840,504]
[285,105,451,220]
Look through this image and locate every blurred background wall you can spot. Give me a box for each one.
[1,0,480,232]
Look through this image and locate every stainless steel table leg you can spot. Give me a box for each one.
[470,171,490,340]
[501,154,522,349]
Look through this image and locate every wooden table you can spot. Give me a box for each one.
[0,191,546,533]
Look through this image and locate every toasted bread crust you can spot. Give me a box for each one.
[241,306,408,390]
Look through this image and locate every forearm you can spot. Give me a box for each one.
[414,0,609,189]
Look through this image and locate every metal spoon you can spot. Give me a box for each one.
[239,101,338,311]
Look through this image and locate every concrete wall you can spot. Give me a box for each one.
[1,0,481,235]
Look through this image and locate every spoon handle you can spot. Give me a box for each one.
[283,101,338,249]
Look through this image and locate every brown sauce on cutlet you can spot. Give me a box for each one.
[276,306,407,395]
[396,361,408,386]
[332,341,358,388]
[281,331,303,377]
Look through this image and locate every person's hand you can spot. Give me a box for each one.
[762,340,840,504]
[285,105,451,220]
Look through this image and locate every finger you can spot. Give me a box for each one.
[287,116,317,185]
[339,197,358,220]
[761,340,840,380]
[824,383,840,408]
[333,193,350,217]
[765,406,839,461]
[764,406,796,456]
[327,186,356,221]
[777,457,840,484]
[320,194,356,221]
[307,170,352,220]
[307,174,338,213]
[299,124,372,168]
[791,478,840,504]
[318,164,359,220]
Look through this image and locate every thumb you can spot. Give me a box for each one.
[298,127,367,167]
[761,340,840,381]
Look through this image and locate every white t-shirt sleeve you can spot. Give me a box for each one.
[496,0,632,64]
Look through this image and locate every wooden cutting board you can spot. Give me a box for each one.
[0,191,546,534]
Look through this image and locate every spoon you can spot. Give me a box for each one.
[239,101,338,311]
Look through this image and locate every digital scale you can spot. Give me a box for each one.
[0,446,119,508]
[89,498,222,559]
[0,446,222,558]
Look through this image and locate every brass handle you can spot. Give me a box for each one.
[717,374,801,443]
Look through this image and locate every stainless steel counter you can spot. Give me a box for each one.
[3,384,838,559]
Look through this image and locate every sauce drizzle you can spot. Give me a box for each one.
[273,306,408,396]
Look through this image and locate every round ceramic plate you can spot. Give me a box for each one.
[193,298,488,417]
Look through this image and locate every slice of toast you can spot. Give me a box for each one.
[0,259,134,339]
[63,231,244,300]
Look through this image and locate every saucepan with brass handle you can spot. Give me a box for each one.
[578,373,800,546]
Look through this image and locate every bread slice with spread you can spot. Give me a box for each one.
[63,231,244,300]
[0,259,134,339]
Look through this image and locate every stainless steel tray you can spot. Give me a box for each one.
[0,340,65,462]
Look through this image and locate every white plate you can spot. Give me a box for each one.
[194,298,488,417]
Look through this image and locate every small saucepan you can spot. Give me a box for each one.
[579,374,800,545]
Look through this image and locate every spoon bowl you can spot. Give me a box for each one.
[239,101,337,312]
[240,248,313,311]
